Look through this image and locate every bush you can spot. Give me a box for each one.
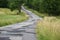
[42,0,60,16]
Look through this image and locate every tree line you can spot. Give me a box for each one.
[0,0,60,16]
[25,0,60,16]
[0,0,24,14]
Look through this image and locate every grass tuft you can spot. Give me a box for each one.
[36,17,60,40]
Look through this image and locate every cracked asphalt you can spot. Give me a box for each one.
[0,6,41,40]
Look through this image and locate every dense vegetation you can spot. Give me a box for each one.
[25,0,60,16]
[0,0,8,8]
[0,0,60,16]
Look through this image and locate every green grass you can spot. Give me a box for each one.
[0,8,28,27]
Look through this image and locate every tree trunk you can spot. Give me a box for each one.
[17,5,21,15]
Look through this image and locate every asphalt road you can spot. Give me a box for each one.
[0,6,41,40]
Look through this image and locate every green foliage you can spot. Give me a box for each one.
[0,0,8,8]
[8,0,24,10]
[25,0,60,16]
[0,0,60,16]
[0,0,24,13]
[42,0,60,15]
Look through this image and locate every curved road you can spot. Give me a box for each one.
[0,6,41,40]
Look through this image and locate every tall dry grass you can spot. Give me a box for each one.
[36,17,60,40]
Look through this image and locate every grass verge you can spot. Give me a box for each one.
[0,8,28,27]
[36,17,60,40]
[24,6,60,40]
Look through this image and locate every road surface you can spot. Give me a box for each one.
[0,6,41,40]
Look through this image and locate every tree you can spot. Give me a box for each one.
[42,0,60,15]
[0,0,8,8]
[25,0,60,16]
[8,0,24,14]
